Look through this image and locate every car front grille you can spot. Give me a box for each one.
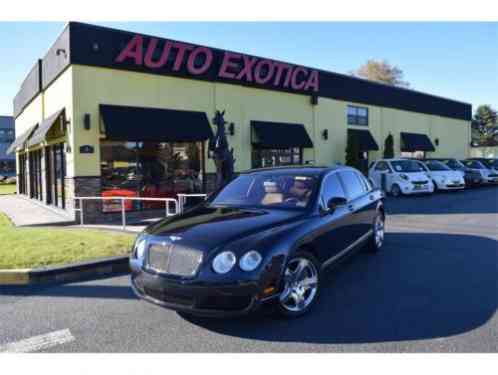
[147,243,203,277]
[412,180,429,185]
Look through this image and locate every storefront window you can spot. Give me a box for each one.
[28,149,43,201]
[100,141,203,212]
[45,143,66,209]
[18,153,27,194]
[252,148,302,169]
[401,151,425,159]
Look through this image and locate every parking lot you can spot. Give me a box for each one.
[0,186,497,352]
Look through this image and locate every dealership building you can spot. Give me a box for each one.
[9,22,472,221]
[0,116,15,177]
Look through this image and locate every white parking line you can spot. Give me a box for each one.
[0,329,75,353]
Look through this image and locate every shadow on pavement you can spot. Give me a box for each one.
[385,186,498,216]
[0,283,137,300]
[183,232,498,345]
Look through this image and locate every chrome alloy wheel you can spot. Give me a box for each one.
[279,257,318,313]
[374,215,385,248]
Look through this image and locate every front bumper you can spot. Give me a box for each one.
[401,183,434,195]
[438,182,465,190]
[483,176,498,184]
[130,259,278,317]
[464,175,483,186]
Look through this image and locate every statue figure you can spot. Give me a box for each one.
[209,110,235,189]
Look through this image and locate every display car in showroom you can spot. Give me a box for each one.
[416,160,465,191]
[425,158,483,187]
[130,165,385,318]
[462,159,498,184]
[368,158,435,196]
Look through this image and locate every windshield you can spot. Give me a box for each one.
[462,160,486,169]
[483,159,498,169]
[442,159,464,169]
[425,160,451,171]
[390,160,425,173]
[210,173,318,209]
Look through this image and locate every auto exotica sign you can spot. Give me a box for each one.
[115,35,319,93]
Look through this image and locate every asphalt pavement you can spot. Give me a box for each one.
[1,186,497,352]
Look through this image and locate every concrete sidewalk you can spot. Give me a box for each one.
[0,195,147,233]
[0,195,74,227]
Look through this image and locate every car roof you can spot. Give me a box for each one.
[374,158,414,162]
[240,164,356,177]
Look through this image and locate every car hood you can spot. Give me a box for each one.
[144,205,306,252]
[397,171,428,181]
[429,170,464,180]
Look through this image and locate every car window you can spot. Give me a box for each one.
[321,173,347,204]
[462,160,485,169]
[444,159,463,169]
[210,173,319,209]
[339,171,366,200]
[417,161,429,171]
[374,161,388,171]
[425,160,450,171]
[358,173,373,192]
[483,159,498,169]
[391,160,425,173]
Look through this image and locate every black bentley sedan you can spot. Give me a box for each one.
[130,166,385,318]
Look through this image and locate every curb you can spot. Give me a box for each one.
[0,256,130,286]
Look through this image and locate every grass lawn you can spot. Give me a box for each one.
[0,184,16,195]
[0,213,135,270]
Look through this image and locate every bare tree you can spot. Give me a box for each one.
[351,59,410,88]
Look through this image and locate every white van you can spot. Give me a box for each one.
[369,158,435,197]
[416,160,465,191]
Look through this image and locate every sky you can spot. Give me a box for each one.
[0,21,496,116]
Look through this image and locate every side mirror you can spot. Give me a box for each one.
[327,197,348,213]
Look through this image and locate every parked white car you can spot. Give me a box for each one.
[369,159,435,197]
[461,160,498,184]
[416,160,465,191]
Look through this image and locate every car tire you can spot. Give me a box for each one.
[432,180,439,193]
[366,211,385,253]
[390,184,401,197]
[274,251,321,319]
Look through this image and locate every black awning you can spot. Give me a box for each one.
[6,124,38,155]
[27,109,65,147]
[401,132,435,152]
[348,129,379,151]
[251,121,313,149]
[100,105,213,142]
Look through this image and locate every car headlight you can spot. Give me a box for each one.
[400,174,409,181]
[212,251,236,274]
[133,237,147,259]
[239,250,262,272]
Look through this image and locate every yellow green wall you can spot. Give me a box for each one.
[16,64,471,180]
[14,94,43,136]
